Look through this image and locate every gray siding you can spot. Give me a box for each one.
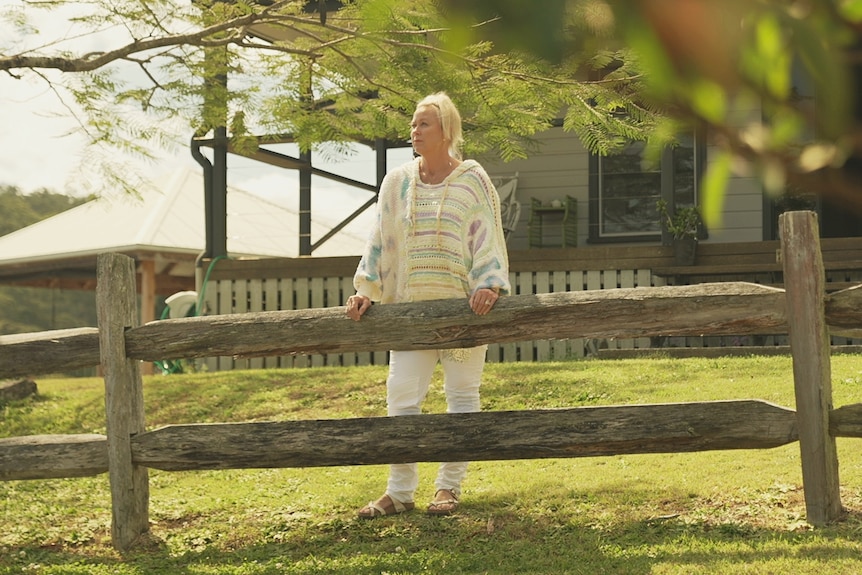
[477,111,765,249]
[478,127,587,250]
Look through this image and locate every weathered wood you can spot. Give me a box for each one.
[97,253,149,551]
[17,280,862,376]
[825,285,862,338]
[830,403,862,437]
[124,282,788,361]
[0,434,108,480]
[0,327,100,379]
[780,211,842,525]
[131,400,798,471]
[0,283,790,376]
[0,378,37,401]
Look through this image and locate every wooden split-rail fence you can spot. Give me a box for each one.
[2,211,862,551]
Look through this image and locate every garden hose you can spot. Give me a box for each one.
[153,254,230,375]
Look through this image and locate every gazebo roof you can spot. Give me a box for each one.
[0,168,366,295]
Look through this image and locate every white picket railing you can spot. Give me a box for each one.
[200,268,659,371]
[197,242,862,371]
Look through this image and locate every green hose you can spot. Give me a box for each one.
[154,254,230,374]
[196,254,229,317]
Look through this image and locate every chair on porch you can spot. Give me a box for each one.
[493,172,520,242]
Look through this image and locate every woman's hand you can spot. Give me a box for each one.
[346,294,372,321]
[469,287,500,316]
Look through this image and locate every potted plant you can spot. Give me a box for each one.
[656,199,701,265]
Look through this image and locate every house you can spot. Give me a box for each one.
[190,91,862,371]
[185,10,862,369]
[7,3,862,371]
[196,4,862,261]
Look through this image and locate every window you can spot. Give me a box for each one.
[588,133,703,243]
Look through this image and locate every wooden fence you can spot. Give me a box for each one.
[197,238,862,371]
[198,255,659,370]
[2,211,862,551]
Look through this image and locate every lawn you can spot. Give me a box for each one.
[2,354,862,574]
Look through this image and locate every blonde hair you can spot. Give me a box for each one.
[416,92,464,160]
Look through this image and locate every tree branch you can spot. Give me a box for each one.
[0,11,319,73]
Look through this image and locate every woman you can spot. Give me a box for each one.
[346,92,510,518]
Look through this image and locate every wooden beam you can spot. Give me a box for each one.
[830,403,862,437]
[130,400,798,471]
[0,327,100,379]
[0,434,107,480]
[97,253,150,551]
[0,282,789,378]
[122,282,789,361]
[779,211,842,525]
[825,285,862,338]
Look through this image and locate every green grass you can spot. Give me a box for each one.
[3,355,862,574]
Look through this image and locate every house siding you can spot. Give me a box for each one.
[478,127,588,250]
[477,105,765,249]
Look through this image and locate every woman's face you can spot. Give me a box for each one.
[411,105,446,157]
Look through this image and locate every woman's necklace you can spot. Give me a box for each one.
[420,159,452,185]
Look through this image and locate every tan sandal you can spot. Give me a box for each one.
[357,494,415,519]
[427,489,460,516]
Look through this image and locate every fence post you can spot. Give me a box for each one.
[96,253,150,550]
[779,211,842,525]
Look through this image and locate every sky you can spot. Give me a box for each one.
[0,2,413,234]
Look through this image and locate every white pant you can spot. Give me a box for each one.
[384,346,487,504]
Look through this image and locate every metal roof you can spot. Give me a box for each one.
[0,167,366,293]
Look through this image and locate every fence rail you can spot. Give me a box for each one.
[196,240,862,370]
[0,211,858,551]
[5,400,797,477]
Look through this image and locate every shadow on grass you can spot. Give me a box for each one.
[4,484,862,575]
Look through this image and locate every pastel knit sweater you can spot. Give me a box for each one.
[354,157,511,304]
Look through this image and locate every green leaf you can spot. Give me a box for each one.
[798,142,843,172]
[700,150,731,229]
[783,12,851,139]
[838,0,862,21]
[689,80,726,124]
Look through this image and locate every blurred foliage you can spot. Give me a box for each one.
[440,0,862,226]
[2,0,659,195]
[5,0,862,221]
[0,285,98,334]
[0,187,94,335]
[0,185,86,236]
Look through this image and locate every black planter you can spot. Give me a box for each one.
[673,237,697,265]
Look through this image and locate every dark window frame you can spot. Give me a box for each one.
[587,133,707,244]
